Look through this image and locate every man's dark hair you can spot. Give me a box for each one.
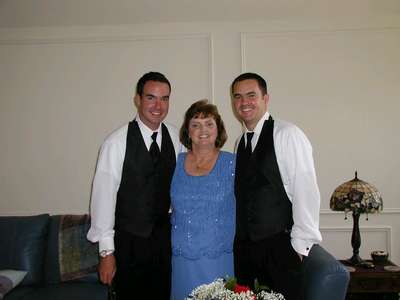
[231,72,268,95]
[136,72,171,96]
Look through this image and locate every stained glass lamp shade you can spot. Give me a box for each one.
[330,171,383,265]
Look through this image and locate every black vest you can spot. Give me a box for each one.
[115,121,176,237]
[235,116,293,241]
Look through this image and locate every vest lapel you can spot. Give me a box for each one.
[240,116,274,179]
[159,123,176,165]
[235,135,247,170]
[251,116,274,174]
[129,121,155,173]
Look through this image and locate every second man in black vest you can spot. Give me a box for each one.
[231,73,322,300]
[87,72,181,299]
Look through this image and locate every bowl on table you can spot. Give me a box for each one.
[371,250,388,264]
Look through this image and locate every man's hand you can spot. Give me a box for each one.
[98,254,116,285]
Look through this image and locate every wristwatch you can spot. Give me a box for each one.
[99,249,114,258]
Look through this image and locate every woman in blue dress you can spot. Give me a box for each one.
[170,100,235,300]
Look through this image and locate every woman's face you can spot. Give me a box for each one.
[188,115,218,149]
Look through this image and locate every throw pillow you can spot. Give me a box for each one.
[0,270,27,299]
[58,215,98,282]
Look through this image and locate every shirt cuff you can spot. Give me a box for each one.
[291,238,314,257]
[99,236,115,253]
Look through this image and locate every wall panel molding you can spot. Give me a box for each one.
[240,32,247,72]
[240,27,400,72]
[320,208,400,215]
[209,34,215,103]
[321,225,392,256]
[0,30,215,215]
[0,31,215,112]
[0,33,212,45]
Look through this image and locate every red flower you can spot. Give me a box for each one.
[233,284,256,299]
[233,284,251,294]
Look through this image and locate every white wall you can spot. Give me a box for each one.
[1,19,399,264]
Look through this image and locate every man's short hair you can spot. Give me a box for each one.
[231,72,268,95]
[136,72,171,96]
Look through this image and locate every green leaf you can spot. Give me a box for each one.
[254,278,260,291]
[224,277,237,291]
[254,278,270,293]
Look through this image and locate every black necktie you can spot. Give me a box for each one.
[149,132,160,164]
[245,132,254,157]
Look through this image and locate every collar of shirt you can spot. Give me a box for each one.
[135,115,162,151]
[244,111,270,150]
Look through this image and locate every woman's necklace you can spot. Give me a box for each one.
[187,150,219,175]
[194,155,215,171]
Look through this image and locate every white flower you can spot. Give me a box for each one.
[258,291,286,300]
[186,278,285,300]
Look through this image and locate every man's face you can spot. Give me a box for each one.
[232,79,269,131]
[135,80,170,130]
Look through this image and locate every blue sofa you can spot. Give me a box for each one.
[0,214,348,300]
[0,214,108,300]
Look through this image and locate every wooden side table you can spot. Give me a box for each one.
[340,259,400,300]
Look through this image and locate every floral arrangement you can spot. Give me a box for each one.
[186,278,285,300]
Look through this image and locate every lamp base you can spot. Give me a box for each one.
[348,254,364,266]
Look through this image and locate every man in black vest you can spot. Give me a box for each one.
[231,73,322,300]
[87,72,180,299]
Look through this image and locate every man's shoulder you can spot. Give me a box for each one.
[273,118,312,148]
[163,122,179,137]
[163,122,182,153]
[274,118,296,130]
[273,118,303,136]
[102,123,129,146]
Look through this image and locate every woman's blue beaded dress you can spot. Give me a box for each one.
[170,151,236,300]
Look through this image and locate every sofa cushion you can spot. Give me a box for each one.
[45,215,98,284]
[1,285,36,300]
[4,283,108,300]
[0,214,49,286]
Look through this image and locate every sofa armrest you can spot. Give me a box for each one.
[303,244,350,300]
[0,214,50,286]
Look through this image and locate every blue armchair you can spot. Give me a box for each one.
[303,244,350,300]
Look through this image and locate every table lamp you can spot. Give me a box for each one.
[330,171,383,265]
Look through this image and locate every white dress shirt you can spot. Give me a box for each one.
[87,116,181,253]
[237,111,322,256]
